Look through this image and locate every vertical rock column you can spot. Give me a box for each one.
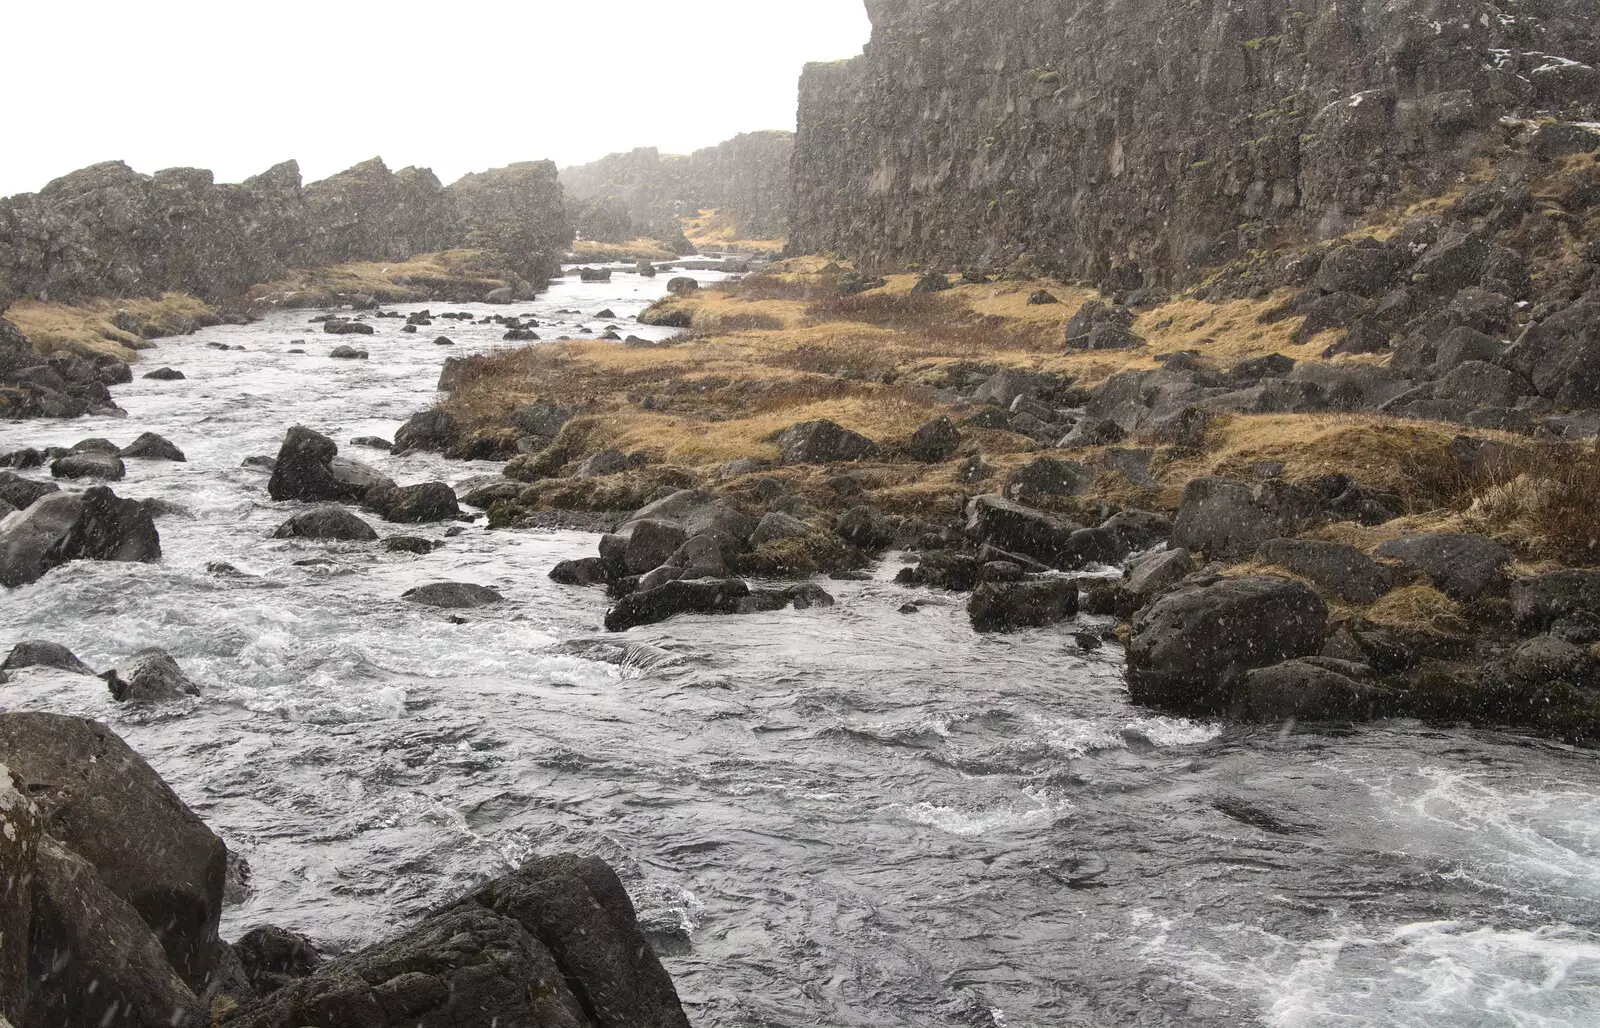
[0,763,39,1025]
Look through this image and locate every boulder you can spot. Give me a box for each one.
[833,505,897,548]
[268,426,371,503]
[328,456,395,496]
[0,713,227,991]
[964,495,1083,568]
[71,438,120,454]
[967,578,1079,632]
[775,419,879,465]
[1433,360,1531,407]
[624,519,690,575]
[740,583,838,613]
[1004,457,1090,502]
[666,276,698,294]
[0,472,58,510]
[231,925,323,999]
[101,648,200,704]
[350,436,393,450]
[0,487,160,588]
[50,451,125,480]
[1500,299,1600,407]
[549,557,612,587]
[1511,570,1600,633]
[365,482,461,523]
[1065,299,1139,349]
[227,854,690,1028]
[1028,290,1059,304]
[385,536,440,555]
[323,319,374,336]
[1507,635,1599,688]
[604,578,750,631]
[328,345,369,359]
[1374,532,1512,601]
[896,551,981,591]
[27,836,205,1028]
[1128,576,1328,712]
[142,367,186,381]
[1236,660,1388,721]
[907,416,960,462]
[402,582,503,609]
[1258,538,1394,604]
[1,640,92,675]
[0,493,85,588]
[910,271,951,293]
[750,511,811,547]
[0,764,38,1026]
[665,534,727,579]
[1313,244,1403,298]
[271,507,378,541]
[119,432,186,462]
[604,491,758,557]
[392,410,460,454]
[1171,477,1311,559]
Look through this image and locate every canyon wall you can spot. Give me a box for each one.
[0,158,572,307]
[561,130,793,242]
[791,0,1600,286]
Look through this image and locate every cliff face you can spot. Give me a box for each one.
[0,157,571,307]
[561,131,793,242]
[791,0,1600,286]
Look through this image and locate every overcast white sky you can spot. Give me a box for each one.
[1,0,872,197]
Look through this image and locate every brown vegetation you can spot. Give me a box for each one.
[7,293,219,361]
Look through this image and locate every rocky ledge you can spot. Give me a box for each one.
[0,713,691,1028]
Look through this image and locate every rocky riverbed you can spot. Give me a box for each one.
[3,266,1600,1027]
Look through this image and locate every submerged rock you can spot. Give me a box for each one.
[119,431,187,462]
[101,648,200,704]
[605,578,750,631]
[402,582,503,608]
[1,640,92,676]
[272,507,378,542]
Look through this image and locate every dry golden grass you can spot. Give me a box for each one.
[570,238,679,263]
[681,209,784,254]
[245,250,513,307]
[8,293,218,361]
[1364,584,1472,638]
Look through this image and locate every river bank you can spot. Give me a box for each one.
[2,261,1598,1025]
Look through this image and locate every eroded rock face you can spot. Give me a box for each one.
[1128,575,1328,713]
[0,713,228,993]
[0,157,572,306]
[790,0,1600,286]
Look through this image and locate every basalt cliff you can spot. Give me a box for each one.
[0,157,572,309]
[562,131,794,245]
[791,0,1600,286]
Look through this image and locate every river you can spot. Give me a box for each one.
[1,265,1598,1027]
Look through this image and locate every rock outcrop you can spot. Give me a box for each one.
[561,131,793,245]
[0,156,573,308]
[791,0,1600,285]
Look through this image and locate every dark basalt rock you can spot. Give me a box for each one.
[550,556,613,587]
[1128,575,1328,713]
[402,582,503,609]
[1,640,93,676]
[1512,570,1600,633]
[364,482,461,524]
[101,648,200,704]
[604,578,751,631]
[1374,532,1512,602]
[964,495,1083,569]
[143,367,186,380]
[231,925,324,1000]
[775,419,879,464]
[0,712,228,993]
[1171,477,1312,560]
[967,577,1079,632]
[271,507,378,542]
[0,471,59,510]
[119,431,187,462]
[392,409,460,454]
[268,426,387,504]
[323,319,376,336]
[1258,538,1394,605]
[907,415,960,462]
[1236,659,1389,721]
[50,451,125,480]
[385,535,441,554]
[228,854,691,1028]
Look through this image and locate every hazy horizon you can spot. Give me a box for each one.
[2,0,871,197]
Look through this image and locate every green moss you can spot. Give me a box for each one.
[1036,70,1061,84]
[1243,35,1282,51]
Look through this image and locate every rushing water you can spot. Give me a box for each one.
[2,265,1599,1027]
